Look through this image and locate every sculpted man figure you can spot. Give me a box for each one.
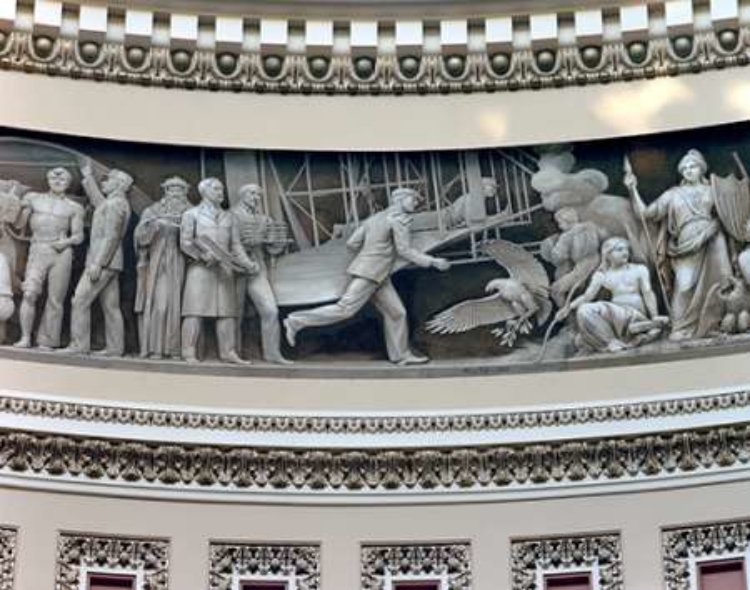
[63,163,133,356]
[284,187,451,365]
[556,237,668,353]
[540,207,607,307]
[180,177,257,363]
[14,168,85,349]
[231,183,291,364]
[134,176,193,359]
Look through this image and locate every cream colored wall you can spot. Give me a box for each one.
[2,67,750,151]
[3,480,749,590]
[2,350,750,412]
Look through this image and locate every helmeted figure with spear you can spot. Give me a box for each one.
[624,149,733,341]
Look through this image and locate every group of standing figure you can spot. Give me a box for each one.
[7,164,293,364]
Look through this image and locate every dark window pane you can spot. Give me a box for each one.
[699,559,747,590]
[544,572,592,590]
[392,582,441,590]
[241,583,288,590]
[88,573,136,590]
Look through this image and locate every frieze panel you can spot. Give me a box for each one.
[209,542,321,590]
[0,528,17,590]
[1,423,747,494]
[55,532,169,590]
[3,124,750,374]
[662,519,750,590]
[510,533,623,590]
[361,542,472,589]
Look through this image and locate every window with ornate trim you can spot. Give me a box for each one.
[209,542,320,590]
[663,520,750,590]
[510,533,622,590]
[361,543,471,590]
[54,533,169,590]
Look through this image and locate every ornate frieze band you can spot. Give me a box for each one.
[209,542,321,590]
[662,519,750,590]
[510,533,623,590]
[1,389,747,436]
[0,5,747,96]
[361,542,472,589]
[55,532,170,590]
[1,422,748,494]
[0,528,16,590]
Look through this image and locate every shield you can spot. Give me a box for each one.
[712,173,750,242]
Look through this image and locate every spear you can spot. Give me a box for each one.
[624,155,672,317]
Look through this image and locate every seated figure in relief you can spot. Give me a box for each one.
[556,237,669,353]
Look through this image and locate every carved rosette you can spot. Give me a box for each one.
[510,533,624,590]
[209,542,321,590]
[361,543,472,589]
[663,519,750,590]
[0,528,17,590]
[55,533,169,590]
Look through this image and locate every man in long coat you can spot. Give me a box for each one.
[134,176,192,359]
[180,177,257,363]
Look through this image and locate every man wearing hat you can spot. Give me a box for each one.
[134,176,193,359]
[284,187,451,365]
[63,162,134,356]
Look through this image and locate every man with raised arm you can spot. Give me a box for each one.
[62,162,133,356]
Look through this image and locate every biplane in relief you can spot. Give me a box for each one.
[0,137,544,307]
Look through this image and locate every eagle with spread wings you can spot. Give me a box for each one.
[426,240,552,346]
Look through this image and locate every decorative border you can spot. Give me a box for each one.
[209,542,321,590]
[1,422,748,494]
[510,533,623,590]
[55,532,170,590]
[662,519,750,590]
[0,26,748,97]
[1,389,747,436]
[361,542,472,589]
[0,528,16,590]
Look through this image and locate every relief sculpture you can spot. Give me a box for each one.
[0,126,749,373]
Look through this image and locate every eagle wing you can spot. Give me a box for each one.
[426,292,519,335]
[483,240,550,291]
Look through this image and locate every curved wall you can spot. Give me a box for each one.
[2,0,750,588]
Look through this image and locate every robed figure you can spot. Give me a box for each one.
[134,177,192,359]
[626,149,733,340]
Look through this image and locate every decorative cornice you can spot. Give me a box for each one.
[662,519,750,590]
[55,532,170,590]
[511,533,623,590]
[0,528,16,590]
[1,422,748,495]
[361,542,472,589]
[0,19,747,97]
[209,542,321,590]
[2,389,748,437]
